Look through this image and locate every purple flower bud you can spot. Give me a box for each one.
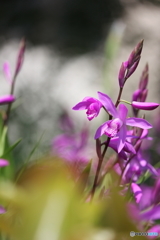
[126,57,140,79]
[14,38,26,77]
[127,40,143,68]
[132,101,159,110]
[118,62,127,88]
[0,95,15,105]
[132,89,141,102]
[140,89,148,102]
[139,63,149,90]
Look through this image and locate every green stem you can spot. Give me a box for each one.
[119,99,131,105]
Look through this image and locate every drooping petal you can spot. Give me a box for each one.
[126,117,152,129]
[131,183,142,203]
[109,138,128,160]
[141,205,160,221]
[118,104,128,122]
[97,92,118,117]
[72,101,91,110]
[86,102,101,121]
[117,124,126,153]
[123,142,136,154]
[94,121,110,139]
[132,101,159,110]
[0,95,15,105]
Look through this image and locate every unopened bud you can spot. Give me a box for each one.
[132,101,159,110]
[14,38,26,77]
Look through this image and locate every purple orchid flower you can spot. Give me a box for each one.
[72,97,102,121]
[95,92,152,152]
[108,136,136,160]
[122,151,157,183]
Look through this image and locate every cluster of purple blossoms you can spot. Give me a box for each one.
[72,40,160,234]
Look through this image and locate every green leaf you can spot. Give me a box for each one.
[1,138,22,159]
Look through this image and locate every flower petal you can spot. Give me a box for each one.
[118,104,128,122]
[97,92,118,117]
[131,183,142,203]
[123,142,136,154]
[132,101,159,110]
[117,124,126,153]
[72,101,90,110]
[126,117,152,129]
[94,122,109,139]
[0,95,15,105]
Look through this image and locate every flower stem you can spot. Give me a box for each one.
[115,87,123,107]
[119,99,131,105]
[90,86,125,201]
[4,74,16,125]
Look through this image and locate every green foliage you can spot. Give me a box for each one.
[0,159,147,240]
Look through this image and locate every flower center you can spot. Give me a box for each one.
[104,118,123,137]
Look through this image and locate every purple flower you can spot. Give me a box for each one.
[108,136,136,160]
[131,183,142,203]
[0,206,6,214]
[0,95,15,105]
[72,97,102,121]
[3,62,12,84]
[0,159,9,167]
[122,151,157,183]
[95,92,152,152]
[132,101,159,110]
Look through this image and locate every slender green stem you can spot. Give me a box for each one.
[4,74,16,126]
[115,87,123,107]
[119,99,131,105]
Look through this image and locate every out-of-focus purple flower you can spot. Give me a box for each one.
[132,101,159,110]
[95,92,152,152]
[0,95,15,105]
[3,62,12,84]
[131,183,142,203]
[72,97,102,121]
[108,136,136,160]
[0,159,9,167]
[0,206,6,214]
[52,133,88,164]
[122,151,157,183]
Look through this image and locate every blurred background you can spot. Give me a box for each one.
[0,0,159,167]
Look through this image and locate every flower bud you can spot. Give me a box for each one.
[118,62,127,88]
[126,57,140,79]
[132,101,159,110]
[139,63,149,90]
[14,38,26,77]
[127,40,143,68]
[0,95,15,105]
